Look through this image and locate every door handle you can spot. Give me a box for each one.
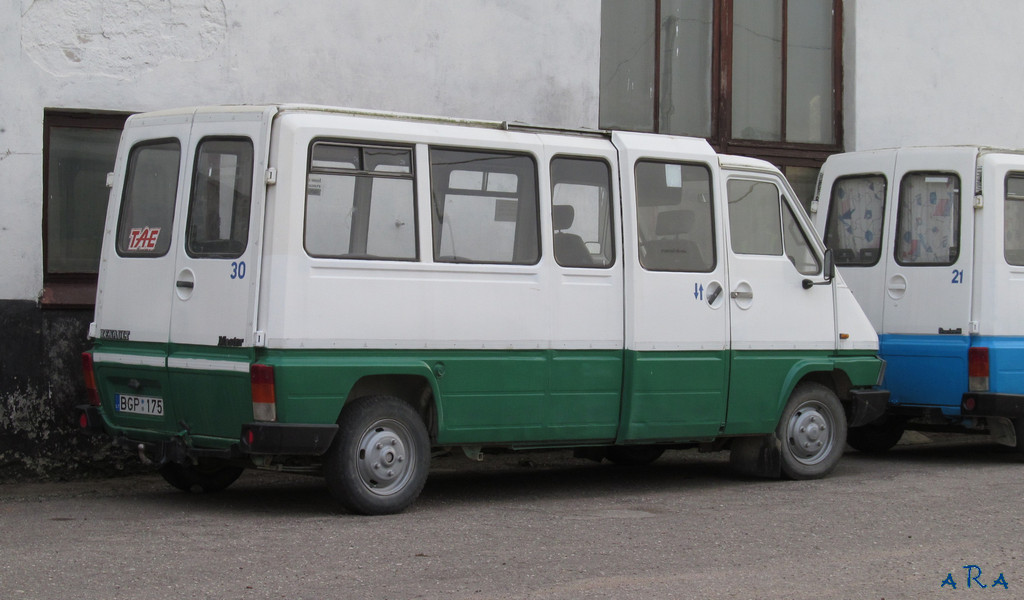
[730,290,753,300]
[176,280,194,289]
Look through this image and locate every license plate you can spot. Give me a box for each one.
[114,394,164,416]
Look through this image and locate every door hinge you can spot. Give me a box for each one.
[265,168,277,185]
[974,194,984,208]
[254,330,267,347]
[969,321,980,334]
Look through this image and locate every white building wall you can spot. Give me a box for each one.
[0,0,601,301]
[846,0,1024,151]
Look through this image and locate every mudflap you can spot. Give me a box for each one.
[847,389,890,428]
[729,434,782,478]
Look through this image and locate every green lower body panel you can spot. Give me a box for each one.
[620,350,729,442]
[88,342,883,452]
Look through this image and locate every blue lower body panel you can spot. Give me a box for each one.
[881,334,1024,419]
[880,334,969,417]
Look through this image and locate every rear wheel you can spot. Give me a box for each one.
[324,395,430,515]
[847,418,905,453]
[777,383,847,480]
[159,460,244,493]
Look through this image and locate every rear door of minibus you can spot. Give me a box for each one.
[166,106,275,441]
[91,111,192,436]
[880,148,976,413]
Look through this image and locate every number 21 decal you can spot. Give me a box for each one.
[952,268,964,284]
[231,261,246,280]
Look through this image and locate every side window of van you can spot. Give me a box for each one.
[634,161,715,272]
[727,179,819,275]
[116,139,181,257]
[823,174,886,266]
[305,141,417,261]
[895,172,960,265]
[782,200,821,275]
[186,138,254,258]
[550,157,614,268]
[1005,173,1024,266]
[727,179,783,255]
[430,148,539,265]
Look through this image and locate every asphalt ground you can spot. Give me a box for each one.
[0,432,1020,599]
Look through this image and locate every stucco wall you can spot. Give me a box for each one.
[1,0,601,302]
[846,0,1024,151]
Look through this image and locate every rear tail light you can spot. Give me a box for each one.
[968,346,989,392]
[250,364,277,422]
[81,352,100,406]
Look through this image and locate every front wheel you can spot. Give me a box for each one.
[777,383,847,480]
[324,395,430,515]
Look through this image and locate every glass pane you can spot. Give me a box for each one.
[187,138,254,258]
[46,126,122,273]
[599,0,656,131]
[727,179,783,255]
[431,149,538,265]
[784,165,820,212]
[824,175,886,266]
[1004,174,1024,265]
[732,0,782,141]
[366,178,416,258]
[635,161,715,272]
[306,142,417,261]
[895,172,960,265]
[551,157,615,268]
[305,173,356,256]
[786,0,834,144]
[659,0,713,137]
[116,140,181,257]
[783,200,821,275]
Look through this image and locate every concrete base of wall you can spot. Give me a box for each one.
[0,300,139,482]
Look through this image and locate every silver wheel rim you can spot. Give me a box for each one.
[355,418,415,497]
[785,400,836,466]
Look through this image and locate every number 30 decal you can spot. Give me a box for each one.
[231,261,246,280]
[951,268,964,284]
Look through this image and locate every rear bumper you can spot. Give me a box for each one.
[847,389,890,427]
[239,422,338,455]
[961,393,1024,419]
[75,405,338,460]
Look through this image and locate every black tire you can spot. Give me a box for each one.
[1014,419,1024,459]
[777,382,847,480]
[158,461,244,493]
[324,395,430,515]
[605,445,665,465]
[847,418,905,453]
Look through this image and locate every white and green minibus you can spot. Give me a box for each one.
[78,105,887,514]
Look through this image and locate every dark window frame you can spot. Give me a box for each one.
[604,0,844,168]
[41,109,130,308]
[893,171,961,267]
[823,173,889,267]
[114,138,183,259]
[634,158,718,273]
[549,154,617,269]
[303,138,419,262]
[1005,171,1024,266]
[185,136,255,259]
[428,146,541,266]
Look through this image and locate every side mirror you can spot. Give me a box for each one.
[802,248,835,289]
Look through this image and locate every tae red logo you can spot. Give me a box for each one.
[128,227,161,251]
